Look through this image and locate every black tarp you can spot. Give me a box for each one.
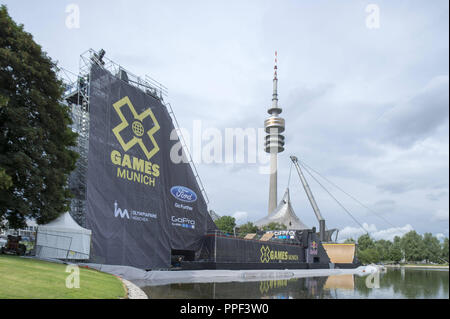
[199,235,306,264]
[86,64,216,269]
[197,231,331,265]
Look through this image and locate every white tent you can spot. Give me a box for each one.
[36,212,91,260]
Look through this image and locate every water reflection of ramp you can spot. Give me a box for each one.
[324,274,354,290]
[322,244,355,263]
[144,277,333,299]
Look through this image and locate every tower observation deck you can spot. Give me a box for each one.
[265,51,285,214]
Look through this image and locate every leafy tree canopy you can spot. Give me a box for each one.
[357,234,375,251]
[442,238,449,263]
[400,230,425,262]
[422,233,442,263]
[352,231,447,265]
[388,244,403,264]
[215,216,236,234]
[237,222,258,235]
[261,222,287,231]
[357,248,380,265]
[0,5,78,228]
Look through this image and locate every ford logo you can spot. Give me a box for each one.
[170,186,197,203]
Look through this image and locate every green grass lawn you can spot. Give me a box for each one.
[0,255,127,299]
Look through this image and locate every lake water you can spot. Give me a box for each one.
[142,268,449,299]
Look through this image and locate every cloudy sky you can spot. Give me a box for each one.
[3,0,448,241]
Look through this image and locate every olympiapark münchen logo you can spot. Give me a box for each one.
[112,96,160,160]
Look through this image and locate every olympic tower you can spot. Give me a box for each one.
[264,51,285,214]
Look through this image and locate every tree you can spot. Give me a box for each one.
[355,235,383,264]
[375,239,392,261]
[388,242,403,264]
[261,222,287,231]
[422,233,441,263]
[0,6,78,229]
[215,216,236,234]
[344,238,356,243]
[237,222,258,235]
[0,167,12,190]
[400,231,425,262]
[441,238,449,263]
[357,248,380,265]
[0,96,12,191]
[357,234,375,251]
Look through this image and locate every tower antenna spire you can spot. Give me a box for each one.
[274,50,278,79]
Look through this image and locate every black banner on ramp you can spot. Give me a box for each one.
[86,64,216,269]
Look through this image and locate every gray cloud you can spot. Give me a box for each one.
[427,191,448,201]
[377,182,415,194]
[284,83,334,114]
[380,75,449,148]
[372,199,396,211]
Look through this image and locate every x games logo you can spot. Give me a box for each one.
[260,245,271,263]
[112,96,160,160]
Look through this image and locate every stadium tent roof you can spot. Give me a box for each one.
[255,188,309,230]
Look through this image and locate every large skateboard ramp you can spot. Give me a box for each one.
[322,243,356,264]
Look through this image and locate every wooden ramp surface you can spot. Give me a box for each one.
[243,233,256,240]
[322,243,356,264]
[259,233,274,241]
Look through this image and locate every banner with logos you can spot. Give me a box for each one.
[86,64,216,269]
[197,231,332,266]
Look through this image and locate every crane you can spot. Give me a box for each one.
[290,155,328,242]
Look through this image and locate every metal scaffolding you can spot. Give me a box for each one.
[58,49,208,227]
